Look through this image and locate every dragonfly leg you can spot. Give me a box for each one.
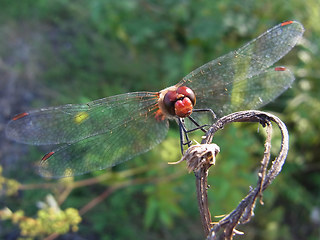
[178,108,215,154]
[187,115,208,133]
[186,107,217,134]
[178,118,192,154]
[193,108,217,119]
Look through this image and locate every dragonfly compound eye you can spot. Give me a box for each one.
[163,86,196,118]
[163,90,178,116]
[176,86,196,106]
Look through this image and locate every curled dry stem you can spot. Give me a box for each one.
[178,110,289,239]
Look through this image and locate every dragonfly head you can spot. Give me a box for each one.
[163,86,196,118]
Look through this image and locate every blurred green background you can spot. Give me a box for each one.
[0,0,319,239]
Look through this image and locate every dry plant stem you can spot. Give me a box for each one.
[258,121,272,205]
[208,122,273,240]
[195,164,212,236]
[186,110,289,240]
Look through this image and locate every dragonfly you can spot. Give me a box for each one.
[6,21,304,178]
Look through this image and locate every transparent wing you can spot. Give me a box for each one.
[179,21,304,118]
[6,92,160,145]
[39,110,169,178]
[195,67,294,116]
[184,67,294,129]
[6,92,169,177]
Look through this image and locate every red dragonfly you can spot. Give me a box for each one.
[6,21,304,178]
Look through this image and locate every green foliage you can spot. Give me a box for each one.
[144,182,183,229]
[0,166,20,197]
[0,195,81,239]
[208,124,259,213]
[1,0,320,239]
